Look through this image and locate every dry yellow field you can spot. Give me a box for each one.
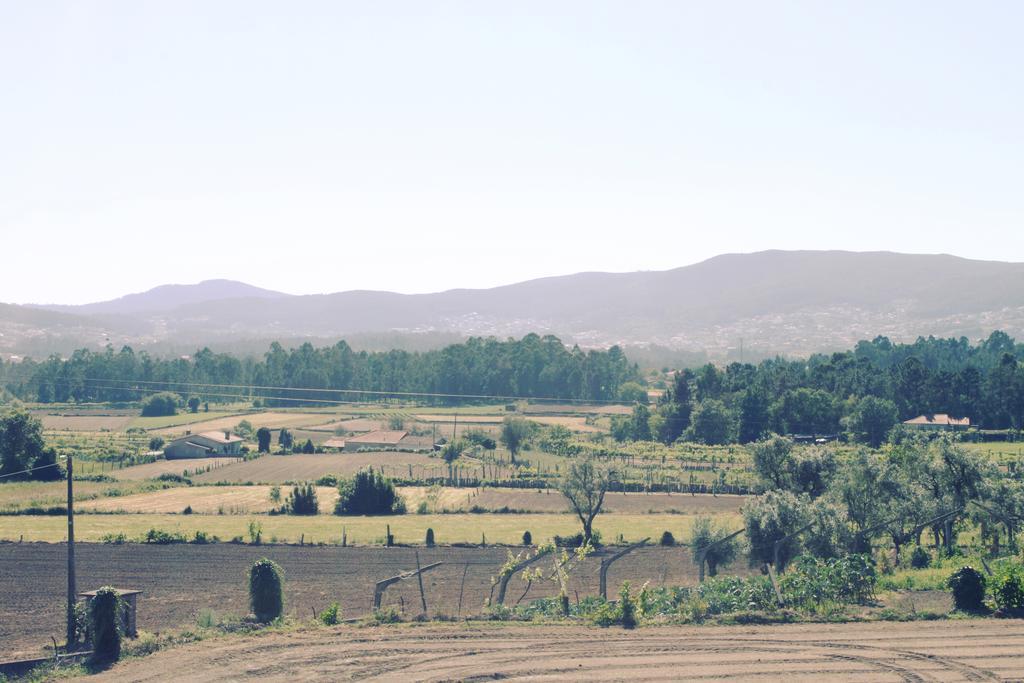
[0,512,731,545]
[71,482,745,516]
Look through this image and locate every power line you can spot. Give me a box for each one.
[0,461,62,480]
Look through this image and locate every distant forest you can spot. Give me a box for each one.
[0,334,641,404]
[641,331,1024,445]
[0,332,1022,431]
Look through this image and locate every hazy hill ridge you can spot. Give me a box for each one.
[4,251,1024,359]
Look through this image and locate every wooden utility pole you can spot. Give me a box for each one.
[66,454,76,648]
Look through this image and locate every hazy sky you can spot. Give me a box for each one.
[2,1,1022,304]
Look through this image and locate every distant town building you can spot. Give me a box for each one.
[164,430,244,459]
[902,414,970,430]
[342,430,407,452]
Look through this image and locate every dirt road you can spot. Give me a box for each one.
[94,620,1024,682]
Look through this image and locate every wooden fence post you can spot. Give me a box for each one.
[599,539,649,599]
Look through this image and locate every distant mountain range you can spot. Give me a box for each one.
[3,251,1024,361]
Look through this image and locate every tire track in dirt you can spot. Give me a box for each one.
[91,621,1024,682]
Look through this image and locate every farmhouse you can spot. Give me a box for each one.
[342,430,407,452]
[164,430,244,459]
[903,414,970,431]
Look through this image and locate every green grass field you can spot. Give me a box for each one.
[0,511,740,545]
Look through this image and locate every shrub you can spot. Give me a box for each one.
[553,531,601,548]
[191,530,216,544]
[335,469,405,515]
[441,440,464,463]
[370,607,401,624]
[778,554,877,608]
[315,474,338,487]
[660,531,675,547]
[993,565,1024,610]
[144,528,186,544]
[249,558,285,623]
[416,501,429,515]
[522,530,532,546]
[101,532,127,544]
[320,601,341,625]
[619,582,637,629]
[910,545,931,569]
[285,483,319,515]
[248,520,263,545]
[425,528,435,547]
[156,472,190,484]
[948,566,986,611]
[140,392,179,417]
[182,505,193,515]
[148,436,165,451]
[89,587,122,661]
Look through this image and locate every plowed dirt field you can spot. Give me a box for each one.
[92,620,1024,681]
[0,543,745,660]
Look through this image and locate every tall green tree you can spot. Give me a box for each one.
[500,417,533,464]
[0,409,62,480]
[684,399,734,445]
[560,455,612,545]
[738,384,771,443]
[845,395,899,447]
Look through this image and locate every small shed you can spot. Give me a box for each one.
[79,588,143,637]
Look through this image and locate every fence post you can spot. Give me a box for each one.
[599,539,649,599]
[696,528,745,583]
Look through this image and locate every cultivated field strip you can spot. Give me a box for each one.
[77,484,745,515]
[0,544,747,659]
[90,621,1024,681]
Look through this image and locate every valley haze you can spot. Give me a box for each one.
[3,249,1023,361]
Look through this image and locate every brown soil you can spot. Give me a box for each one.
[0,544,745,660]
[94,620,1024,681]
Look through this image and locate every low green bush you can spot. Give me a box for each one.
[910,545,931,569]
[249,558,285,623]
[948,566,986,611]
[993,565,1024,610]
[619,582,637,629]
[89,587,122,661]
[144,528,186,544]
[320,601,341,625]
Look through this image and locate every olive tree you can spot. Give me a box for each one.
[560,455,612,545]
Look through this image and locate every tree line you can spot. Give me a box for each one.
[614,331,1024,446]
[1,333,641,405]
